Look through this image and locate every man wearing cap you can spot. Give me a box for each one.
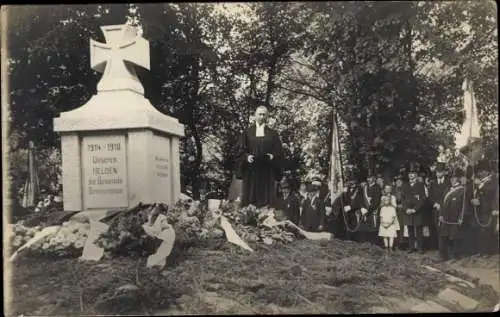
[300,178,326,232]
[438,169,466,261]
[324,180,348,239]
[235,106,284,208]
[428,163,450,250]
[360,174,382,244]
[376,173,385,189]
[277,180,301,225]
[402,165,427,253]
[298,182,308,203]
[469,160,498,255]
[418,168,433,247]
[341,178,363,241]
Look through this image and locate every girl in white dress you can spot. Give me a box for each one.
[378,191,400,252]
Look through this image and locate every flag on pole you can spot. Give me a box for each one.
[454,78,482,163]
[329,111,343,200]
[21,141,40,208]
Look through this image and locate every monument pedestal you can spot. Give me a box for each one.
[53,24,184,212]
[55,92,184,212]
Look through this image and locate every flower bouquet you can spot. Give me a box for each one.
[94,200,215,258]
[26,221,90,257]
[9,223,42,252]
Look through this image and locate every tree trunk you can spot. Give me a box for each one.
[248,68,257,119]
[186,57,203,200]
[264,55,279,109]
[189,120,203,199]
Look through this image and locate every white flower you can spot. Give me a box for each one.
[74,240,84,249]
[66,234,77,244]
[62,240,71,248]
[43,199,51,207]
[42,243,50,250]
[54,234,64,244]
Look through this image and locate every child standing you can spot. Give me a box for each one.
[379,193,400,253]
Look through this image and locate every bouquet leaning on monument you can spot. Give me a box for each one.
[93,200,224,259]
[25,221,90,258]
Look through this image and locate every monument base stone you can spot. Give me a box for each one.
[56,122,182,212]
[54,24,184,213]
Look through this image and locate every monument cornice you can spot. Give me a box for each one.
[54,90,184,137]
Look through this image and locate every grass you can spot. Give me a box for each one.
[6,238,498,315]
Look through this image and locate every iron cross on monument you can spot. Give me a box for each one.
[90,24,150,95]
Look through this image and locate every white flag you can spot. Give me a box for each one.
[329,111,343,199]
[455,78,481,149]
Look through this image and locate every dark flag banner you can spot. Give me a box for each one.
[21,141,40,208]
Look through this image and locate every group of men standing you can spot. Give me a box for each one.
[289,161,499,261]
[232,106,498,261]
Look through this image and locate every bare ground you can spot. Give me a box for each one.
[6,239,499,316]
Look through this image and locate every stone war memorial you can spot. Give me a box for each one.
[53,24,184,213]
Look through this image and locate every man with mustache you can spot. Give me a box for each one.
[428,162,450,250]
[469,160,499,255]
[359,172,382,245]
[438,168,466,261]
[401,164,427,253]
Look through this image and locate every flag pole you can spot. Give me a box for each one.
[334,110,345,187]
[330,92,345,198]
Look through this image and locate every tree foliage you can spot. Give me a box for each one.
[6,2,497,200]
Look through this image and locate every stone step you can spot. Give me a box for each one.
[422,265,476,288]
[437,287,479,311]
[412,266,486,313]
[411,300,452,313]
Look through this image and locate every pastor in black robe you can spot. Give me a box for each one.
[235,124,283,208]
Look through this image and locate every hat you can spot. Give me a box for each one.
[408,162,420,174]
[347,178,358,185]
[476,159,490,173]
[311,177,322,187]
[280,180,290,189]
[435,162,446,172]
[394,174,404,181]
[451,168,465,178]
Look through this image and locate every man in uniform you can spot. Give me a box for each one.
[438,169,466,261]
[402,165,427,253]
[300,177,326,232]
[394,172,406,250]
[376,173,385,189]
[418,168,433,249]
[428,163,450,250]
[276,180,301,225]
[470,160,499,255]
[324,183,346,239]
[360,173,382,245]
[341,178,363,242]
